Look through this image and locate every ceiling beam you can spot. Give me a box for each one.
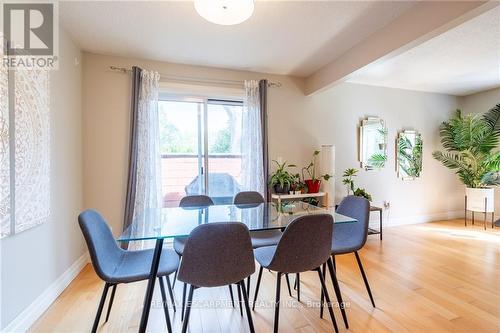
[304,1,499,96]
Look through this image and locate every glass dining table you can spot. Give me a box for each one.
[117,201,357,332]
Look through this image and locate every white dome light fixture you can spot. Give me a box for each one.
[194,0,254,25]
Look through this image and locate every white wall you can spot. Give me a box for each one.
[0,28,85,330]
[284,83,464,224]
[461,87,500,217]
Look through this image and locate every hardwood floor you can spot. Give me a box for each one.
[30,220,500,332]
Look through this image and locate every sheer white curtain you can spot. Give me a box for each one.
[241,80,265,196]
[132,70,162,246]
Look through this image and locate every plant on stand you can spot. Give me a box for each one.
[301,150,332,193]
[433,104,500,217]
[342,168,372,201]
[269,160,296,194]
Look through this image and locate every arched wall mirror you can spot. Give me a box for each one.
[397,130,423,180]
[359,117,387,170]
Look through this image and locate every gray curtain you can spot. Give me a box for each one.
[258,79,269,201]
[123,66,142,235]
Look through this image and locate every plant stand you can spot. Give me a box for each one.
[464,195,495,230]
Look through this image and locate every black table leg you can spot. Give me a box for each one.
[379,209,383,241]
[139,238,164,333]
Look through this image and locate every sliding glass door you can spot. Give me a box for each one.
[158,97,243,207]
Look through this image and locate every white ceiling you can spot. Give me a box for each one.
[59,1,415,77]
[347,6,500,96]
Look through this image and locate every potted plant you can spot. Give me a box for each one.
[302,150,332,193]
[269,160,296,194]
[433,105,500,212]
[342,168,373,201]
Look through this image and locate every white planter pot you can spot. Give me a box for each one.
[465,187,494,213]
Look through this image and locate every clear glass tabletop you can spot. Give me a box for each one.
[118,202,357,242]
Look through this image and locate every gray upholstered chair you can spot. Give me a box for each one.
[319,194,374,325]
[78,209,178,333]
[253,214,339,333]
[178,222,255,333]
[233,191,284,296]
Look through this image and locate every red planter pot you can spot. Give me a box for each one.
[305,179,321,193]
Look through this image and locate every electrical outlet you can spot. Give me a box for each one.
[383,201,390,210]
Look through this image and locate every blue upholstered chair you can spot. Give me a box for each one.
[178,222,255,333]
[78,209,178,333]
[252,214,339,333]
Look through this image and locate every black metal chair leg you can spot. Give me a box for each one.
[239,281,256,333]
[320,262,326,318]
[327,258,349,328]
[105,284,116,323]
[294,275,297,290]
[247,275,251,298]
[285,274,292,297]
[181,282,187,321]
[92,283,110,333]
[237,282,243,316]
[165,276,176,312]
[172,269,178,289]
[181,285,195,333]
[158,277,173,333]
[228,284,235,308]
[332,255,336,271]
[316,268,339,333]
[354,251,375,307]
[296,273,300,302]
[274,273,282,333]
[252,266,263,310]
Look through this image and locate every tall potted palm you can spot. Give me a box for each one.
[433,104,500,212]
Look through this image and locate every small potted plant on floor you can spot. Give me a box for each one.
[269,160,296,194]
[433,104,500,213]
[342,168,373,201]
[302,150,332,193]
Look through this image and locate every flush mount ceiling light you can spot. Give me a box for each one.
[194,0,254,25]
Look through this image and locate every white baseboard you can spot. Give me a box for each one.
[2,252,89,333]
[374,210,464,227]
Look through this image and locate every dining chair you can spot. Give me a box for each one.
[320,195,375,323]
[178,222,256,333]
[233,191,286,296]
[78,209,178,333]
[252,214,339,333]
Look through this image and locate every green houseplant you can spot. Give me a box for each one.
[341,168,372,201]
[269,160,296,194]
[301,150,332,193]
[432,104,500,212]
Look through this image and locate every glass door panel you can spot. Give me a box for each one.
[206,100,243,204]
[158,100,205,207]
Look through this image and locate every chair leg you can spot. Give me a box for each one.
[320,262,326,318]
[285,274,292,297]
[181,285,195,333]
[332,255,336,271]
[354,251,375,307]
[296,273,300,302]
[172,270,178,289]
[316,268,339,333]
[158,277,173,333]
[237,283,243,316]
[239,281,256,333]
[247,275,251,298]
[165,276,176,312]
[92,283,110,333]
[181,282,187,321]
[327,257,349,328]
[105,284,116,323]
[228,284,235,308]
[274,273,282,333]
[252,266,263,310]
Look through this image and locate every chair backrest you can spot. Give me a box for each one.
[234,191,265,205]
[179,195,214,208]
[335,195,370,250]
[78,209,124,282]
[267,214,333,273]
[177,222,255,287]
